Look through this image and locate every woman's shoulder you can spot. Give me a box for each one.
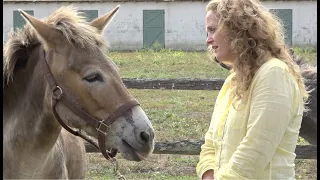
[255,58,289,77]
[260,58,288,71]
[249,58,296,89]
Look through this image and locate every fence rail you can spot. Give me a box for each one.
[86,78,317,159]
[122,78,316,90]
[85,141,317,159]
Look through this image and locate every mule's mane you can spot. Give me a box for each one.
[3,6,108,87]
[289,48,317,80]
[294,56,317,80]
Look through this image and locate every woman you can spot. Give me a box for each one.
[196,0,309,179]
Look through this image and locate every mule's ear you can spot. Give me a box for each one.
[89,5,120,33]
[18,9,63,49]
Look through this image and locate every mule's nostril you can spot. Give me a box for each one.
[140,132,150,142]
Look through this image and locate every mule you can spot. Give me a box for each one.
[3,5,155,179]
[292,52,317,145]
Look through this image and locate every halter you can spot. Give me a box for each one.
[39,48,140,160]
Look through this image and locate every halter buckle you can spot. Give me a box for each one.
[52,86,63,100]
[97,120,110,136]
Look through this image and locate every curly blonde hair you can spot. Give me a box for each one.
[206,0,309,108]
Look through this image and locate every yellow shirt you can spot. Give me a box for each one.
[196,58,304,179]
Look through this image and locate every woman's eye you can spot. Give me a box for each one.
[83,73,103,83]
[207,27,216,33]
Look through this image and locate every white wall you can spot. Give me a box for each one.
[3,1,317,50]
[263,1,317,47]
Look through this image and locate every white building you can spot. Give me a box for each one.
[3,0,317,51]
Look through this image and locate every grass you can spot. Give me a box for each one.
[109,49,230,79]
[87,154,201,180]
[292,46,317,65]
[87,47,317,180]
[129,89,219,141]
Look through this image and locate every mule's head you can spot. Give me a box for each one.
[19,6,154,161]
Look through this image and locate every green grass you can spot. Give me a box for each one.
[109,49,230,79]
[87,154,200,180]
[129,89,219,141]
[292,46,317,65]
[87,47,317,180]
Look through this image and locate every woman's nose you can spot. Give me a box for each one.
[206,36,213,45]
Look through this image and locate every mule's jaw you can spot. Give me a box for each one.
[119,140,153,161]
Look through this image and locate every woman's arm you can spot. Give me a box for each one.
[197,74,234,179]
[202,170,214,180]
[196,115,217,179]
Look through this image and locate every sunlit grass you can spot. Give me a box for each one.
[109,49,230,79]
[292,46,317,65]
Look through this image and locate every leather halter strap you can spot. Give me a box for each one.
[39,49,140,160]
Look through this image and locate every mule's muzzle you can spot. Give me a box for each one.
[120,127,155,161]
[121,138,154,161]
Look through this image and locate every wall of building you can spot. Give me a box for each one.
[263,1,317,47]
[3,1,317,50]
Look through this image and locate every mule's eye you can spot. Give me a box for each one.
[83,73,103,83]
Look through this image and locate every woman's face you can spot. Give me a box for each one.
[205,10,236,66]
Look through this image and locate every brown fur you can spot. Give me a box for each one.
[289,49,317,145]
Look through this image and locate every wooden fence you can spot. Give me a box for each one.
[85,78,317,159]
